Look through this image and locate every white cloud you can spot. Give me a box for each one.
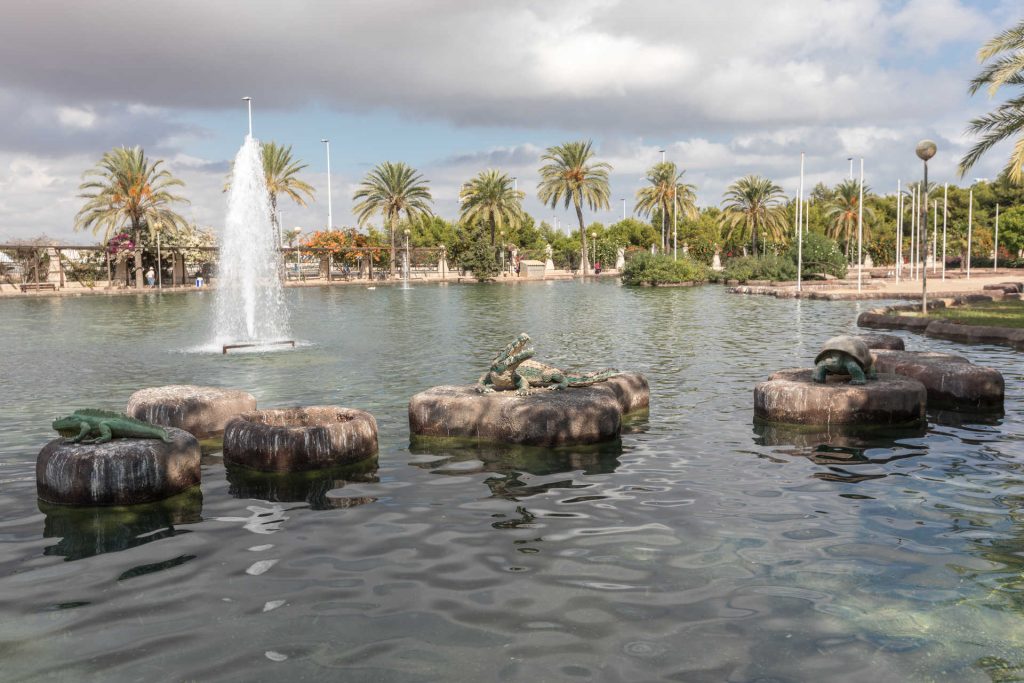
[56,106,97,129]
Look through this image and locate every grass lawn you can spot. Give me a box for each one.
[899,299,1024,328]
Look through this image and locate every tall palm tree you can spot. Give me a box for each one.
[719,175,788,256]
[262,142,316,234]
[825,179,876,259]
[459,170,524,245]
[353,162,433,276]
[960,19,1024,183]
[75,146,189,289]
[634,161,698,252]
[537,140,611,273]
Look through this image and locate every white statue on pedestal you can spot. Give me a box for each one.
[544,243,555,272]
[615,247,625,270]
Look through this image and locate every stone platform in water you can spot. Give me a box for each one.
[754,369,926,427]
[855,333,905,350]
[127,385,257,437]
[870,350,1004,411]
[408,373,649,447]
[223,406,378,472]
[37,428,200,506]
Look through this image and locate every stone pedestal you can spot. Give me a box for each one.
[854,333,905,350]
[409,373,649,447]
[754,369,926,426]
[224,406,378,472]
[127,385,257,438]
[37,428,200,506]
[870,350,1004,411]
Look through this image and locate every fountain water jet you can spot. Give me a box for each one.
[212,135,290,346]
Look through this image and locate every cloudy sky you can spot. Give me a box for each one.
[0,0,1018,242]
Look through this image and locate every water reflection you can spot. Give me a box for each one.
[225,457,379,510]
[40,486,202,561]
[753,422,929,483]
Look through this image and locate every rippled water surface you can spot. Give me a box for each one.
[1,282,1023,682]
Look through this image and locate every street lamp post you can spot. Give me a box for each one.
[321,139,332,231]
[294,227,303,280]
[242,97,253,137]
[621,198,626,221]
[916,139,936,315]
[591,232,597,273]
[403,229,410,284]
[512,176,517,193]
[500,230,506,275]
[658,149,666,252]
[856,158,865,292]
[847,157,853,180]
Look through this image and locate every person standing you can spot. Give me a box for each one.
[145,267,156,287]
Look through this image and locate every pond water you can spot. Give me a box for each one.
[1,282,1022,682]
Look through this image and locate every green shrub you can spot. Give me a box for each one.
[717,253,797,282]
[621,254,709,286]
[789,231,847,279]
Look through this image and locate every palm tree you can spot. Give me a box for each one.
[634,161,698,252]
[75,146,189,289]
[825,179,876,259]
[719,175,788,256]
[353,162,433,276]
[262,142,316,233]
[537,140,611,273]
[960,19,1024,183]
[459,170,524,245]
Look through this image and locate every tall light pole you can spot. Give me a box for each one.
[512,176,517,193]
[995,203,1000,272]
[321,139,332,231]
[658,150,666,252]
[967,188,974,279]
[942,183,948,281]
[856,158,865,292]
[847,157,853,180]
[621,198,626,220]
[916,139,936,315]
[797,152,805,292]
[242,97,253,137]
[897,180,905,284]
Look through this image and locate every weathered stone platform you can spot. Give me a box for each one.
[127,385,257,437]
[870,350,1004,411]
[854,333,905,350]
[754,369,926,426]
[223,406,378,472]
[37,427,200,506]
[409,373,649,447]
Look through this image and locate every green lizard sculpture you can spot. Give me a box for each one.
[476,333,619,396]
[52,409,172,444]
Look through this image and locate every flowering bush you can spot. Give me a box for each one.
[107,232,135,260]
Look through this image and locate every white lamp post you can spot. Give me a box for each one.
[242,97,252,137]
[995,203,1000,272]
[942,183,948,280]
[621,198,626,220]
[916,139,937,314]
[797,152,805,292]
[321,139,332,231]
[856,158,864,292]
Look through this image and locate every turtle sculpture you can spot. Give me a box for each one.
[812,335,878,386]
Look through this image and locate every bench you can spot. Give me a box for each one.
[20,282,57,292]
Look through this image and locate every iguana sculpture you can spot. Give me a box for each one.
[812,335,878,386]
[476,333,619,396]
[52,409,172,444]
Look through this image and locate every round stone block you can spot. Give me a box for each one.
[223,406,378,472]
[870,350,1004,411]
[127,385,257,437]
[37,427,200,506]
[754,369,926,426]
[855,333,905,350]
[409,389,608,447]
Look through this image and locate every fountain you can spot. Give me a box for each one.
[212,133,290,347]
